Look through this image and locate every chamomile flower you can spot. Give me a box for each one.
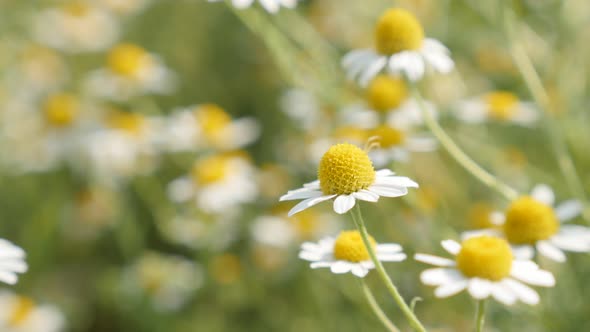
[342,8,453,86]
[299,230,406,278]
[33,2,118,53]
[0,292,65,332]
[207,0,299,14]
[85,43,174,100]
[463,184,590,262]
[280,143,419,216]
[454,91,538,126]
[167,151,258,214]
[415,236,555,305]
[367,124,437,167]
[0,239,27,285]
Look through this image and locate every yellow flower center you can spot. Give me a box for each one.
[8,296,35,326]
[375,9,424,55]
[333,126,369,143]
[191,154,230,185]
[369,125,406,148]
[333,230,376,262]
[503,196,559,244]
[367,75,408,112]
[107,43,151,77]
[43,93,78,127]
[106,111,145,136]
[195,104,232,143]
[62,2,90,16]
[484,91,519,120]
[456,236,513,281]
[318,143,376,195]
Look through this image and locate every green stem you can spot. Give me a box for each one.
[411,86,519,201]
[501,5,590,222]
[359,279,400,332]
[350,205,427,332]
[475,300,486,332]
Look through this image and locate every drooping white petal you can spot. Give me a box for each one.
[468,278,493,299]
[0,260,28,273]
[333,194,356,214]
[279,189,323,201]
[351,265,370,278]
[373,175,419,188]
[359,56,388,87]
[376,243,402,253]
[420,268,463,286]
[299,250,323,262]
[434,279,469,298]
[366,185,407,198]
[555,200,583,222]
[330,261,353,274]
[510,261,555,287]
[421,41,454,74]
[511,102,539,126]
[502,279,540,305]
[287,195,336,217]
[531,184,555,206]
[414,253,456,267]
[441,240,461,255]
[490,282,517,305]
[422,38,450,54]
[536,241,566,262]
[550,230,590,252]
[377,253,407,262]
[352,190,379,202]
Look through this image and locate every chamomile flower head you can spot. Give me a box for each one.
[0,239,27,285]
[207,0,299,14]
[455,91,538,126]
[299,230,406,278]
[415,236,555,305]
[42,93,79,128]
[342,8,454,86]
[0,292,65,332]
[463,184,590,262]
[280,143,418,216]
[367,124,437,167]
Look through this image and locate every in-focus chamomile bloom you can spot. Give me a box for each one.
[33,2,118,53]
[454,91,538,126]
[463,184,590,262]
[415,236,555,305]
[85,43,174,100]
[160,104,259,152]
[280,143,418,216]
[342,8,453,86]
[167,151,258,214]
[299,230,406,278]
[0,292,64,332]
[0,239,27,285]
[121,252,204,312]
[207,0,298,14]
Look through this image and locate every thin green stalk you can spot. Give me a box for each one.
[501,5,590,222]
[359,279,400,332]
[350,205,427,332]
[411,86,519,201]
[475,300,486,332]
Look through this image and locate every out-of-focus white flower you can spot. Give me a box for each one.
[85,43,175,100]
[159,212,241,251]
[342,8,453,86]
[280,89,321,130]
[0,240,27,285]
[208,0,299,14]
[0,291,65,332]
[98,0,152,16]
[454,91,538,126]
[167,152,259,214]
[33,2,119,53]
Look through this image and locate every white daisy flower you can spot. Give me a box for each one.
[280,143,418,216]
[0,292,65,332]
[415,236,555,305]
[342,8,453,86]
[167,152,258,214]
[0,239,27,285]
[454,91,538,126]
[463,184,590,263]
[33,3,118,53]
[207,0,299,14]
[299,230,406,278]
[280,89,321,130]
[84,43,175,101]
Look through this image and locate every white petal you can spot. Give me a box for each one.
[490,283,517,305]
[420,268,463,286]
[279,189,323,201]
[351,265,370,278]
[376,243,403,253]
[461,229,502,240]
[555,200,583,222]
[366,185,407,197]
[511,245,535,260]
[441,240,461,255]
[510,261,555,287]
[374,175,419,188]
[299,250,323,262]
[536,241,566,262]
[414,253,455,267]
[422,38,450,54]
[434,279,468,298]
[232,0,255,9]
[310,261,334,269]
[330,261,353,274]
[0,271,18,285]
[258,0,279,13]
[333,195,356,214]
[502,279,539,305]
[303,180,320,189]
[352,190,379,202]
[531,184,555,206]
[359,56,387,87]
[287,195,335,217]
[375,169,395,176]
[423,51,454,74]
[468,278,493,299]
[377,253,407,262]
[550,229,590,252]
[0,260,27,273]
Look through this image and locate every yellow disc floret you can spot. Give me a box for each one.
[503,196,559,244]
[318,143,375,195]
[367,75,408,112]
[8,296,34,326]
[456,236,513,281]
[375,9,424,55]
[484,91,519,120]
[106,110,145,136]
[333,230,376,262]
[195,104,232,142]
[191,154,230,185]
[369,125,406,148]
[108,43,151,77]
[43,93,78,127]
